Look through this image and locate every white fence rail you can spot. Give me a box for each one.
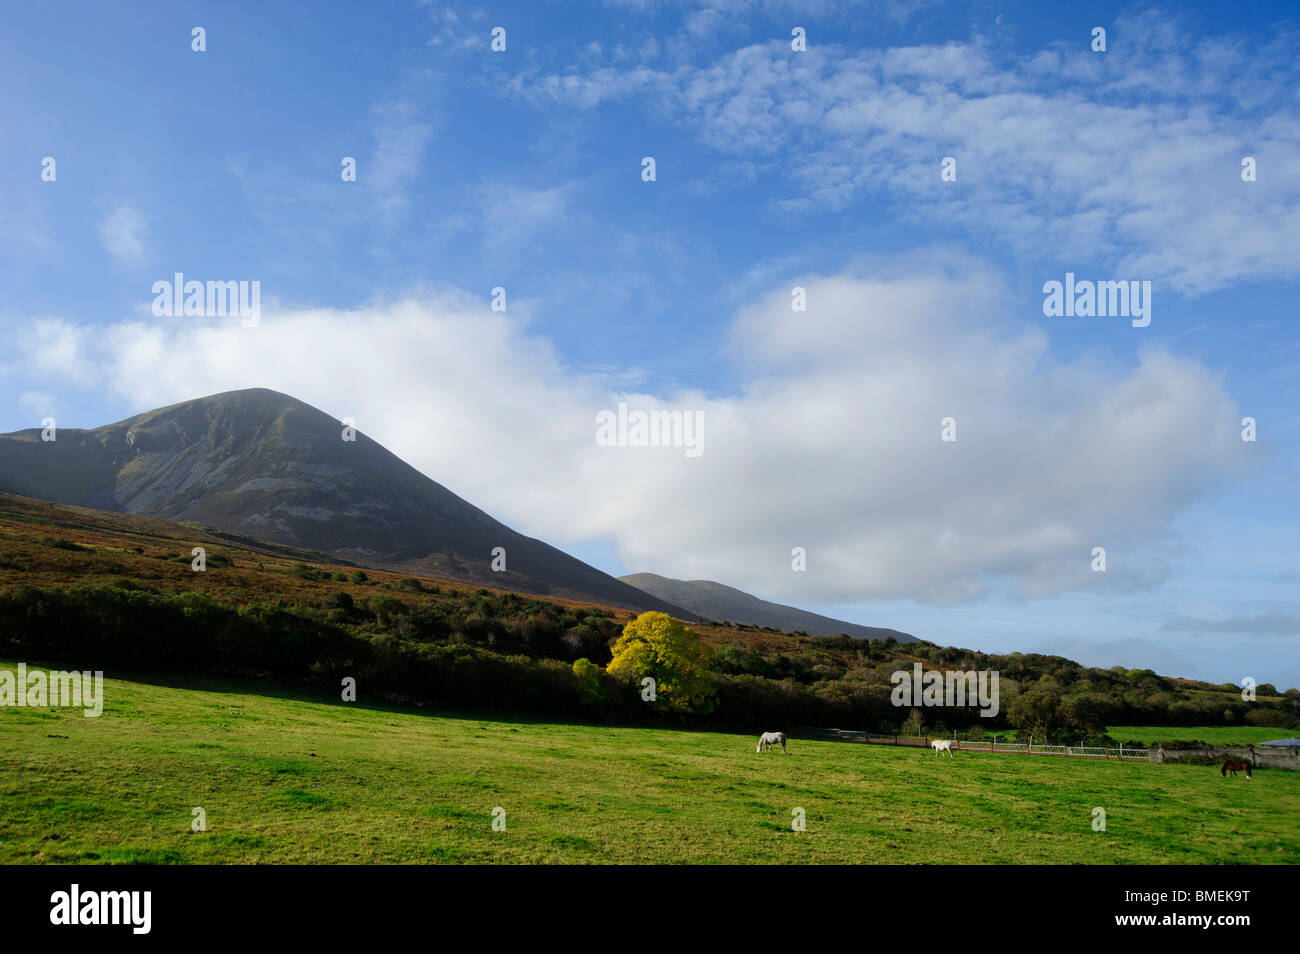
[799,728,1149,760]
[956,740,1148,759]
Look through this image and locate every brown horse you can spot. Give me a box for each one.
[1221,760,1252,779]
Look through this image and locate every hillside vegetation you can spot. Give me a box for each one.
[2,493,1297,744]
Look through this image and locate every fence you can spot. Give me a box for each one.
[952,739,1149,760]
[802,727,929,747]
[1150,743,1300,771]
[795,727,1149,761]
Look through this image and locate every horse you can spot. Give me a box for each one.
[931,739,954,757]
[1221,760,1252,779]
[757,731,787,754]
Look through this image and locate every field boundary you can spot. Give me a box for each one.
[1150,743,1300,771]
[794,727,1151,760]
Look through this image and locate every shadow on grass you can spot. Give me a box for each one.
[2,656,753,744]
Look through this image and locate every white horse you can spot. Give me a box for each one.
[931,739,954,757]
[757,731,787,754]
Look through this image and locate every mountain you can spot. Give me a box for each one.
[618,572,917,642]
[0,388,688,615]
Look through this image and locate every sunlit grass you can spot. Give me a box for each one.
[1108,725,1292,746]
[2,666,1295,864]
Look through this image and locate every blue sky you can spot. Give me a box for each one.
[1,0,1297,689]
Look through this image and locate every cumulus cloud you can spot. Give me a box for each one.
[20,319,103,384]
[5,259,1247,606]
[17,391,57,419]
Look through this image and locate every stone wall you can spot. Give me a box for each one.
[1149,743,1300,771]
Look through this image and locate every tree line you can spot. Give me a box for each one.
[1,582,1295,743]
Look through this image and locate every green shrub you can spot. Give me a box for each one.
[323,592,355,613]
[368,595,408,627]
[573,659,606,706]
[40,537,87,552]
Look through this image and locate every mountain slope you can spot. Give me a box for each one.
[0,388,687,615]
[619,572,917,642]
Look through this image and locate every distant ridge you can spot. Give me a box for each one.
[0,388,689,616]
[619,572,917,642]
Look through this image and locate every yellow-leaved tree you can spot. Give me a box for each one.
[607,611,716,714]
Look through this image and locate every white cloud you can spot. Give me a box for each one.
[368,100,434,223]
[6,261,1248,607]
[95,203,148,264]
[18,390,57,419]
[504,14,1300,294]
[600,0,938,26]
[477,183,572,246]
[22,319,103,384]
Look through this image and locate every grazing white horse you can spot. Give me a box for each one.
[757,731,788,754]
[931,739,954,757]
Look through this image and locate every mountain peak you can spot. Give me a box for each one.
[0,390,688,615]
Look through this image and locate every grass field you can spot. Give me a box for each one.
[2,665,1296,865]
[1107,726,1293,746]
